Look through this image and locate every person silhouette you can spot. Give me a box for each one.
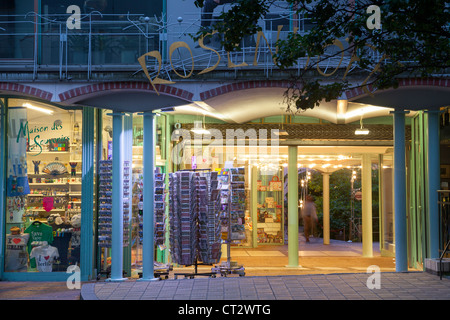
[301,195,318,242]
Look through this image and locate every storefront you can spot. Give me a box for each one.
[0,97,93,280]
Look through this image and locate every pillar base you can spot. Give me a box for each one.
[105,277,127,282]
[138,277,160,282]
[285,265,303,269]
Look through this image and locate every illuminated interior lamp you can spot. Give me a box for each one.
[355,116,369,135]
[190,120,210,134]
[273,129,289,136]
[23,103,54,115]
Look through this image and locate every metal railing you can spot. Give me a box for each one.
[0,11,381,81]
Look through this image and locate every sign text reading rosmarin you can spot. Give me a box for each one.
[138,32,385,98]
[170,125,281,167]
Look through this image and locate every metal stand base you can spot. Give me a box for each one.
[212,261,245,277]
[174,261,218,279]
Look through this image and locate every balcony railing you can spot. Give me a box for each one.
[0,11,379,81]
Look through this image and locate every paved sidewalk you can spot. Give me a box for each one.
[0,281,81,300]
[82,272,450,300]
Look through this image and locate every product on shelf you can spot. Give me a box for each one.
[229,167,246,241]
[256,170,284,244]
[154,172,166,247]
[98,160,113,248]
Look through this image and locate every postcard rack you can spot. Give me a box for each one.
[169,169,222,279]
[212,167,245,277]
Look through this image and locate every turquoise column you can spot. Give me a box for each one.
[80,107,95,281]
[139,112,158,281]
[426,110,440,259]
[0,100,6,280]
[287,146,299,267]
[392,110,409,272]
[108,112,127,281]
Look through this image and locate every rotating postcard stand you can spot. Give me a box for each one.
[133,170,172,280]
[170,169,222,279]
[212,168,245,277]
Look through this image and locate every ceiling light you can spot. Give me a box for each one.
[191,121,210,135]
[23,103,54,115]
[355,116,370,135]
[191,128,211,134]
[273,130,288,136]
[355,127,370,135]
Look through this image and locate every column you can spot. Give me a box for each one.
[80,107,95,281]
[0,101,5,280]
[361,154,373,257]
[251,165,258,248]
[108,112,127,281]
[287,146,299,267]
[322,172,330,245]
[391,110,409,272]
[139,112,158,281]
[426,110,440,259]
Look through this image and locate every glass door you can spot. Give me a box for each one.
[409,112,427,269]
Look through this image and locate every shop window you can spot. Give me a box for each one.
[4,99,82,273]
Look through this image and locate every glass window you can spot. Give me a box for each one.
[40,0,163,17]
[4,99,82,273]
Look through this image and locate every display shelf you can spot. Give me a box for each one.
[169,169,223,279]
[212,167,245,277]
[21,154,82,224]
[255,170,284,245]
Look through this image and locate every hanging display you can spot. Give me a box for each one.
[168,170,222,270]
[212,167,245,277]
[98,160,113,248]
[154,172,166,247]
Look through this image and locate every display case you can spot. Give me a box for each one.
[255,168,284,244]
[25,150,82,224]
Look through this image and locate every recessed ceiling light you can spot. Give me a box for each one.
[23,103,54,115]
[355,128,370,135]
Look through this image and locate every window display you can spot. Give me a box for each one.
[4,99,83,273]
[256,168,284,244]
[5,227,29,272]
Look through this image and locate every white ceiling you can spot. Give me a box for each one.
[167,85,449,123]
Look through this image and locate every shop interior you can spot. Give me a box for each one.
[4,99,83,273]
[2,103,398,277]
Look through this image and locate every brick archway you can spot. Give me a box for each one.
[199,80,290,100]
[345,77,450,100]
[58,81,194,103]
[0,82,53,101]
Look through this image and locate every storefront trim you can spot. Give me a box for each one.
[0,99,6,280]
[0,97,94,281]
[80,106,96,281]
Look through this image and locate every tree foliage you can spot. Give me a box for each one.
[194,0,450,111]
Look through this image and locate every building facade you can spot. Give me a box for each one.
[0,1,449,281]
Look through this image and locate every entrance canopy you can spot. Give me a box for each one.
[353,87,450,110]
[75,91,187,113]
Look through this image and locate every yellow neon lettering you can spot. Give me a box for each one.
[138,50,175,95]
[169,41,195,79]
[197,32,221,75]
